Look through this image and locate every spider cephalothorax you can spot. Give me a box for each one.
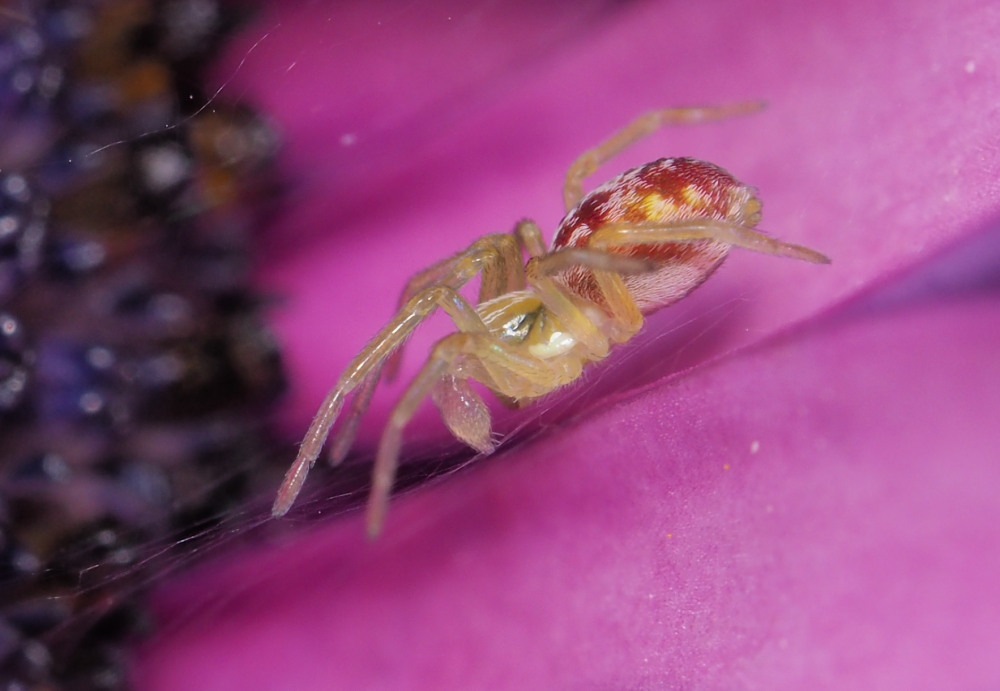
[273,103,829,537]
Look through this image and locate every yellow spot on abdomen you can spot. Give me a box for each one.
[639,191,677,219]
[680,183,709,208]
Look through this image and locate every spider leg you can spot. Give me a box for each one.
[526,246,663,352]
[327,363,382,465]
[366,331,558,538]
[384,233,526,382]
[272,285,488,517]
[590,219,831,264]
[563,102,764,211]
[397,233,526,313]
[532,247,657,276]
[339,233,527,464]
[514,219,548,258]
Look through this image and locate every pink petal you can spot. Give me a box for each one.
[221,0,999,440]
[134,285,1000,688]
[132,0,1000,687]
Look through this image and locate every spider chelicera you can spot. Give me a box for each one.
[273,102,829,537]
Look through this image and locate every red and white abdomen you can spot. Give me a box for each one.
[552,157,762,314]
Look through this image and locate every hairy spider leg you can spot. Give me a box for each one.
[327,362,383,464]
[365,330,577,538]
[379,234,526,386]
[272,284,489,517]
[396,233,526,309]
[332,234,529,465]
[514,219,548,258]
[589,219,831,264]
[562,102,765,211]
[527,250,654,350]
[520,215,671,348]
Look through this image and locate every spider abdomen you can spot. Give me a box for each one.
[552,157,761,313]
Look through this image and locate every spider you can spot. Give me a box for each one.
[272,102,829,537]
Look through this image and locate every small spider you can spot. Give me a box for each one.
[273,102,829,537]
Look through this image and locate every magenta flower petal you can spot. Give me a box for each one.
[133,1,1000,687]
[134,288,1000,688]
[223,0,998,441]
